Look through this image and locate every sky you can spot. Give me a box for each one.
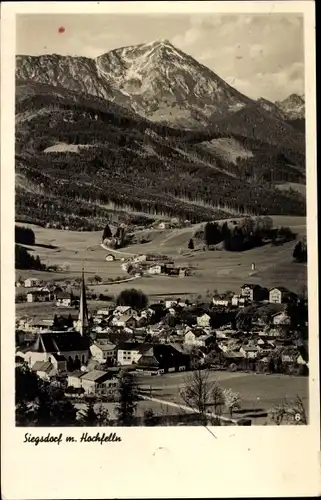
[16,13,305,102]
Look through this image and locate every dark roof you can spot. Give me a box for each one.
[80,370,114,383]
[269,286,296,294]
[56,292,73,299]
[31,332,90,353]
[137,344,189,369]
[69,370,86,378]
[31,361,54,373]
[51,353,66,362]
[117,342,151,351]
[241,284,262,290]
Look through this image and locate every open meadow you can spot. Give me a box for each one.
[136,370,309,425]
[73,371,308,426]
[16,216,307,318]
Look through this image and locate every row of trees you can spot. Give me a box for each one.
[202,217,296,252]
[15,244,45,270]
[15,225,36,245]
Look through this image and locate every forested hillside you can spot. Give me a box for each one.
[15,81,306,229]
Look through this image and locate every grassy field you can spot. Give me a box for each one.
[15,216,307,318]
[74,371,308,426]
[136,370,309,425]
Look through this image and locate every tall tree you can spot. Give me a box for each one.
[102,223,112,241]
[223,389,241,418]
[116,372,138,426]
[188,238,194,250]
[116,288,148,311]
[79,401,99,426]
[180,370,216,425]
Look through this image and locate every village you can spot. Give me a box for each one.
[15,267,309,416]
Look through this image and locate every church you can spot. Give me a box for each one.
[24,270,92,372]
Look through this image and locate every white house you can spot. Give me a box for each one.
[117,342,144,365]
[24,277,41,288]
[79,370,119,395]
[272,311,291,326]
[113,305,134,317]
[240,346,259,359]
[67,370,85,389]
[112,314,137,329]
[269,287,297,304]
[240,284,266,302]
[158,221,170,230]
[27,290,51,303]
[31,361,57,381]
[90,341,116,362]
[231,294,247,308]
[212,298,229,307]
[133,254,147,263]
[197,313,211,327]
[165,300,177,309]
[96,308,112,317]
[184,331,214,347]
[148,264,164,275]
[56,292,73,307]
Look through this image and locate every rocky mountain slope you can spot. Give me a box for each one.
[17,40,254,129]
[275,94,305,120]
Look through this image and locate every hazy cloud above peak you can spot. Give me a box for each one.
[17,13,304,101]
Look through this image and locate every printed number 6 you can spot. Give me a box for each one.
[295,413,301,422]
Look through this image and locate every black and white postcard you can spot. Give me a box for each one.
[1,1,319,498]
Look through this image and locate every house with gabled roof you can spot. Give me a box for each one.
[90,341,116,363]
[24,331,90,372]
[31,360,57,380]
[113,305,134,317]
[269,287,297,304]
[241,284,267,302]
[80,370,118,395]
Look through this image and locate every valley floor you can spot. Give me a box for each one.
[16,216,307,320]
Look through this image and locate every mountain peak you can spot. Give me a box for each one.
[275,93,305,120]
[154,38,173,46]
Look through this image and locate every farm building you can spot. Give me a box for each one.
[27,290,51,303]
[105,254,115,261]
[31,361,58,381]
[269,287,297,304]
[240,284,268,302]
[68,370,118,395]
[56,291,74,307]
[148,264,165,275]
[24,277,41,288]
[213,297,230,307]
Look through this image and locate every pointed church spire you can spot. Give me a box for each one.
[78,268,89,336]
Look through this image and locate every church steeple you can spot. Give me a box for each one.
[78,268,89,336]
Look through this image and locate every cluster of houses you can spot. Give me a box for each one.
[115,254,190,278]
[15,275,308,399]
[16,277,80,306]
[215,284,299,308]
